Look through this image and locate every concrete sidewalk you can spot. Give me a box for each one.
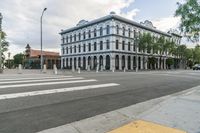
[38,85,200,133]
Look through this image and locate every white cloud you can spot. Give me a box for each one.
[151,16,180,32]
[0,0,136,58]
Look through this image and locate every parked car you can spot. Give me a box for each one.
[193,64,200,70]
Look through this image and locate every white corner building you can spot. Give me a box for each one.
[60,12,182,71]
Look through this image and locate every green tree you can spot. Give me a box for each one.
[175,0,200,42]
[0,31,9,63]
[13,53,24,67]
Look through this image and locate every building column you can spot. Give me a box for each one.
[144,56,148,70]
[103,55,106,70]
[125,55,128,70]
[97,56,100,70]
[160,58,163,70]
[140,56,143,70]
[72,58,75,71]
[164,58,166,69]
[61,58,63,69]
[76,57,79,69]
[157,58,160,69]
[91,56,94,69]
[80,57,83,68]
[130,56,133,70]
[110,54,115,71]
[86,56,88,70]
[119,55,122,70]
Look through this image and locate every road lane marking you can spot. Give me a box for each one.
[0,83,119,100]
[0,79,97,89]
[0,76,73,81]
[0,77,84,84]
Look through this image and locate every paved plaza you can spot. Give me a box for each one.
[0,70,200,133]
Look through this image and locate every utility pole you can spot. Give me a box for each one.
[0,13,3,73]
[40,8,47,71]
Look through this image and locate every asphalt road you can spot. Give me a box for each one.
[0,70,200,133]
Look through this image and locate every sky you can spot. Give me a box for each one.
[0,0,191,58]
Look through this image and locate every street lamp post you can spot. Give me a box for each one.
[0,13,3,73]
[40,8,47,71]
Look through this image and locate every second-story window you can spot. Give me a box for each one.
[94,42,97,51]
[106,25,110,34]
[123,27,125,36]
[83,32,86,39]
[83,44,86,52]
[74,34,76,42]
[128,42,131,51]
[66,47,68,54]
[116,25,119,34]
[128,28,131,37]
[116,40,119,49]
[66,36,68,43]
[122,41,125,50]
[62,36,65,44]
[94,28,97,37]
[78,45,81,52]
[74,45,76,53]
[70,35,72,42]
[79,33,81,40]
[100,27,103,36]
[70,46,72,53]
[88,30,91,38]
[62,47,65,54]
[106,40,110,49]
[88,43,91,51]
[100,41,103,50]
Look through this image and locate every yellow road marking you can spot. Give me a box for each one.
[108,120,186,133]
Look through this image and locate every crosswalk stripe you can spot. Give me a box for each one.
[0,76,73,81]
[0,77,84,84]
[0,83,119,100]
[0,79,97,89]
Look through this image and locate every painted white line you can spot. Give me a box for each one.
[0,83,120,100]
[0,79,97,89]
[0,77,84,84]
[0,76,73,81]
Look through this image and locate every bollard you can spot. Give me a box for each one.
[123,67,126,72]
[18,64,22,74]
[87,65,90,71]
[43,64,47,73]
[78,67,80,74]
[112,68,115,72]
[53,64,58,75]
[100,65,103,72]
[96,66,98,73]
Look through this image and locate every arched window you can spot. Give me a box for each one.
[88,43,91,51]
[123,27,125,36]
[94,28,97,37]
[74,45,76,53]
[74,34,76,41]
[94,42,97,51]
[83,32,86,39]
[66,47,68,54]
[128,42,131,51]
[100,27,103,36]
[83,44,86,52]
[122,41,125,50]
[88,30,91,38]
[128,28,131,37]
[106,40,110,49]
[116,25,119,34]
[116,40,119,49]
[79,33,81,40]
[70,35,72,42]
[106,25,110,34]
[78,45,81,52]
[100,41,103,50]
